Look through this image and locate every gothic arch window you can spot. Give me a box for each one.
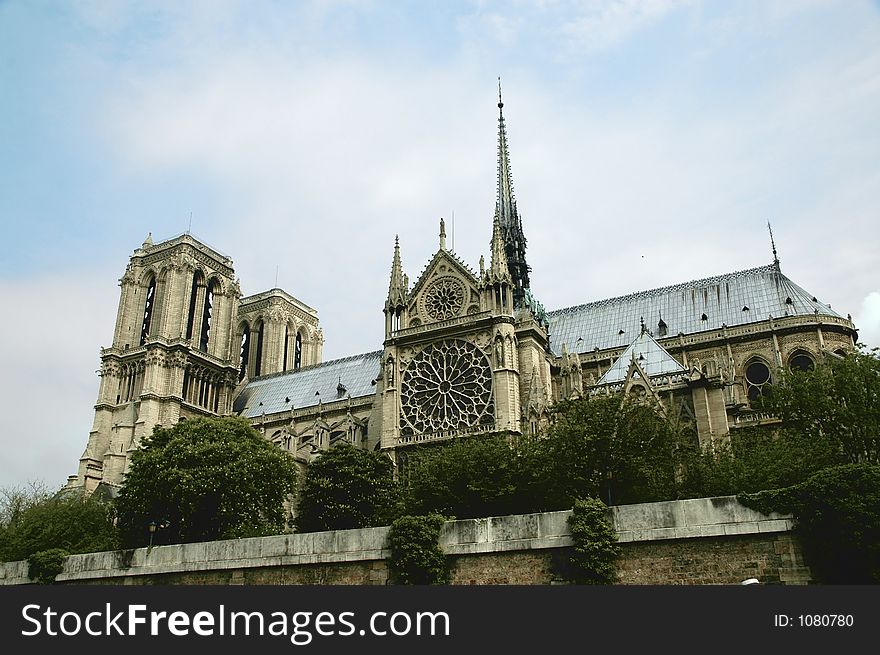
[253,320,264,377]
[744,358,772,402]
[140,274,156,345]
[185,270,205,340]
[283,324,290,372]
[788,350,815,373]
[294,330,303,370]
[238,322,251,381]
[199,278,218,351]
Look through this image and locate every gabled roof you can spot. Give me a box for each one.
[234,351,382,418]
[547,264,840,356]
[597,330,686,385]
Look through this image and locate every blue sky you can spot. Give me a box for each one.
[1,0,879,490]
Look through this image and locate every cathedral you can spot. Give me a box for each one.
[69,93,859,495]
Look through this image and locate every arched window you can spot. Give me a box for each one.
[283,325,290,372]
[789,351,815,373]
[199,279,217,351]
[253,320,264,377]
[745,359,772,402]
[185,270,205,340]
[294,331,303,370]
[238,324,251,381]
[140,275,156,345]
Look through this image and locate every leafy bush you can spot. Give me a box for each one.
[567,498,620,584]
[404,436,526,519]
[387,514,449,585]
[115,417,298,546]
[1,489,116,562]
[295,442,400,533]
[739,464,880,583]
[27,548,69,584]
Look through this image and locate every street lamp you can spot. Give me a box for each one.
[148,521,157,548]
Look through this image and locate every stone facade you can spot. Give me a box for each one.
[68,95,858,493]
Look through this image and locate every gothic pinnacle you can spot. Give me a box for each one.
[386,235,406,308]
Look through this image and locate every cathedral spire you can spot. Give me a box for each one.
[494,78,531,307]
[768,221,780,271]
[386,235,407,308]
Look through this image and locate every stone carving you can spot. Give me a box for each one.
[423,277,465,321]
[400,339,493,437]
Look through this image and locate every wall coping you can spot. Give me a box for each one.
[0,495,792,585]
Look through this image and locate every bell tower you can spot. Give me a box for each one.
[74,233,241,492]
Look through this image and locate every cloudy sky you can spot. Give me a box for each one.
[1,0,878,490]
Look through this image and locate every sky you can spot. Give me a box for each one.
[1,0,879,490]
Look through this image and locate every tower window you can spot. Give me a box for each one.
[239,325,251,381]
[140,276,156,345]
[283,325,290,372]
[294,331,303,370]
[185,271,204,340]
[199,279,216,351]
[254,321,264,377]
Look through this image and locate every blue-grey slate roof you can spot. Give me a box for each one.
[234,265,841,416]
[547,264,840,356]
[597,331,687,385]
[234,351,382,418]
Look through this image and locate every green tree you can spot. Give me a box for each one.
[295,442,400,533]
[115,416,297,547]
[758,347,880,464]
[678,426,844,499]
[404,435,525,519]
[740,464,880,583]
[0,485,117,562]
[537,396,688,509]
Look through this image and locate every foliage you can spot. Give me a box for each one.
[0,485,117,563]
[677,426,844,499]
[404,436,526,519]
[739,464,880,583]
[387,514,449,585]
[567,498,620,584]
[758,347,880,464]
[27,548,69,584]
[536,396,691,509]
[295,442,401,533]
[115,416,298,547]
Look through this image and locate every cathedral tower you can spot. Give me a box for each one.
[75,233,241,492]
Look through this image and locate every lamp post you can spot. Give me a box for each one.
[148,521,157,548]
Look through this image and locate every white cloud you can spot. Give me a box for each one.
[854,291,880,350]
[559,0,693,52]
[0,272,118,489]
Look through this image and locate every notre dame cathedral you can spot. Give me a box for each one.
[69,94,859,495]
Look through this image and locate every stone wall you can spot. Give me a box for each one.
[0,496,811,586]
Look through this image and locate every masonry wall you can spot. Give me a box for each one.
[0,496,811,586]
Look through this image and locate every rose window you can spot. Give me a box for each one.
[423,278,465,321]
[400,339,494,437]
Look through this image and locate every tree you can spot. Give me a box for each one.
[740,464,880,583]
[295,442,400,533]
[758,347,880,464]
[536,396,688,509]
[0,484,116,562]
[567,497,620,584]
[404,435,526,519]
[115,416,297,547]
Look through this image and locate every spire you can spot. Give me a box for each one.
[489,216,512,283]
[439,217,447,250]
[142,232,153,248]
[768,221,780,271]
[493,78,531,307]
[386,235,407,308]
[495,77,517,229]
